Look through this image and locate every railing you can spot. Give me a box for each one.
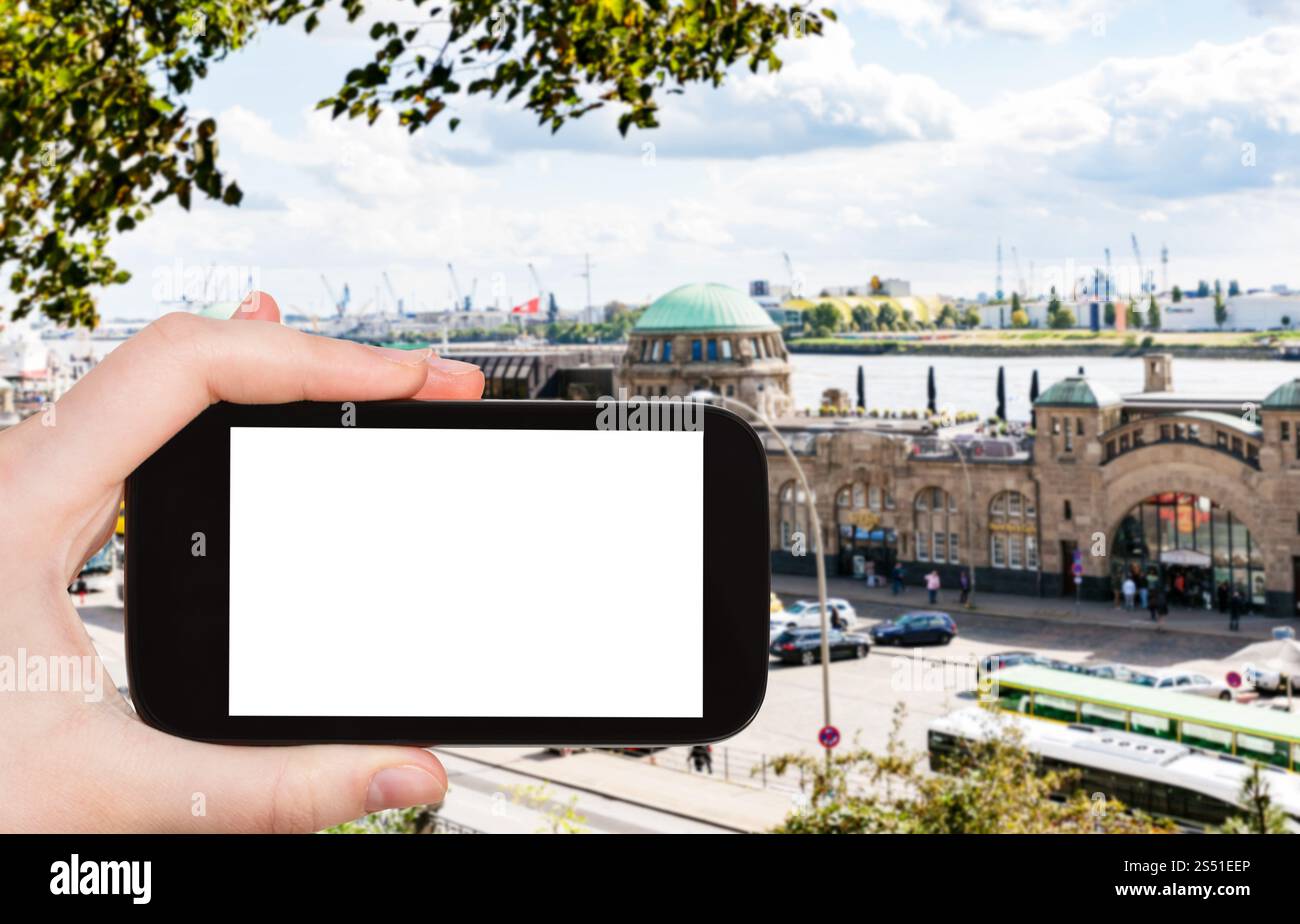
[600,651,981,798]
[1101,421,1261,470]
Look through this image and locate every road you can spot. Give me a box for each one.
[74,571,1258,831]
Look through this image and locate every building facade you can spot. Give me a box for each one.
[767,354,1300,618]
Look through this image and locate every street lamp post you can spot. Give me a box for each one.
[692,391,833,771]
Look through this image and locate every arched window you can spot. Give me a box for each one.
[835,482,867,552]
[989,490,1037,570]
[779,481,809,551]
[914,487,958,564]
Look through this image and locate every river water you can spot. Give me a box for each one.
[50,338,1300,424]
[788,353,1299,422]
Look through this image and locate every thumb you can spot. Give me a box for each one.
[111,725,448,832]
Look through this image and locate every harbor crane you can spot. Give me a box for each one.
[447,263,469,311]
[1011,245,1025,299]
[320,275,350,318]
[1130,233,1148,297]
[381,271,404,317]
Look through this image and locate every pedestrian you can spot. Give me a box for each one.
[891,562,905,596]
[1229,587,1243,631]
[958,569,970,606]
[1147,584,1161,623]
[925,570,941,605]
[1217,581,1229,614]
[1121,576,1136,611]
[689,744,713,774]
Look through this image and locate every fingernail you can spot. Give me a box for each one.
[367,345,433,366]
[365,765,446,812]
[427,356,482,376]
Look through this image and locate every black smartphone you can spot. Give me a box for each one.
[124,398,769,745]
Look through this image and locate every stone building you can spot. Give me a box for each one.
[767,353,1300,618]
[616,283,793,419]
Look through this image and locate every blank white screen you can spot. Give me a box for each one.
[228,427,703,717]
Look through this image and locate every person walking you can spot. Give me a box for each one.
[925,570,941,605]
[1121,575,1136,611]
[1229,587,1243,631]
[958,569,971,606]
[891,562,905,596]
[689,745,713,774]
[1147,582,1161,624]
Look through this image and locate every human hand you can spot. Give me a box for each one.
[0,292,483,832]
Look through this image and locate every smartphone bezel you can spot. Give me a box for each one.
[124,399,769,745]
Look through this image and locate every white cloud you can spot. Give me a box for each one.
[845,0,1117,44]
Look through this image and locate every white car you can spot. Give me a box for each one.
[1137,671,1235,701]
[1244,663,1292,693]
[781,598,858,630]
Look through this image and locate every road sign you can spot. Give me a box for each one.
[818,725,840,749]
[1227,671,1242,689]
[1072,548,1084,576]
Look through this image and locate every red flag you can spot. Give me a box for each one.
[512,296,540,314]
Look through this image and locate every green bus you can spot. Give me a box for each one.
[987,665,1300,771]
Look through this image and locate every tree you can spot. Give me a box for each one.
[1214,292,1228,328]
[926,366,936,414]
[1010,308,1029,328]
[807,301,841,338]
[1146,294,1160,331]
[1046,293,1062,322]
[850,303,877,332]
[1196,280,1211,298]
[1229,279,1241,297]
[1127,304,1142,329]
[935,304,958,329]
[856,365,865,410]
[1010,291,1022,316]
[766,704,1172,834]
[876,303,899,330]
[1048,306,1076,329]
[2,1,831,326]
[962,307,980,329]
[1219,763,1290,834]
[1171,285,1182,303]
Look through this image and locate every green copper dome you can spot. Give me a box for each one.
[1034,375,1122,408]
[634,283,778,333]
[1262,379,1300,410]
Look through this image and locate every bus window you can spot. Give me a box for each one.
[1130,712,1175,740]
[1237,733,1290,768]
[998,688,1030,713]
[1032,693,1079,723]
[1080,702,1127,730]
[1181,722,1233,754]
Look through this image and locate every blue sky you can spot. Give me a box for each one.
[99,0,1300,318]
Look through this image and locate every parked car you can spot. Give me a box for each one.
[770,628,870,665]
[770,615,794,642]
[979,651,1039,674]
[782,598,859,629]
[870,611,957,646]
[1132,670,1235,701]
[1084,662,1140,682]
[1245,663,1292,693]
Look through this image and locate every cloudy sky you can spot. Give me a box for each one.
[99,0,1300,319]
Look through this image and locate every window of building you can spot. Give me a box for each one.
[949,532,960,564]
[989,491,1036,571]
[662,340,672,362]
[1064,500,1073,520]
[691,339,702,361]
[884,488,896,510]
[914,487,956,564]
[868,485,882,511]
[720,339,733,360]
[778,481,809,551]
[1284,421,1291,442]
[724,384,735,397]
[707,339,718,361]
[651,340,662,362]
[1076,418,1084,436]
[1051,418,1060,436]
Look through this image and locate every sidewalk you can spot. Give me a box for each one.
[772,572,1288,641]
[436,746,793,833]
